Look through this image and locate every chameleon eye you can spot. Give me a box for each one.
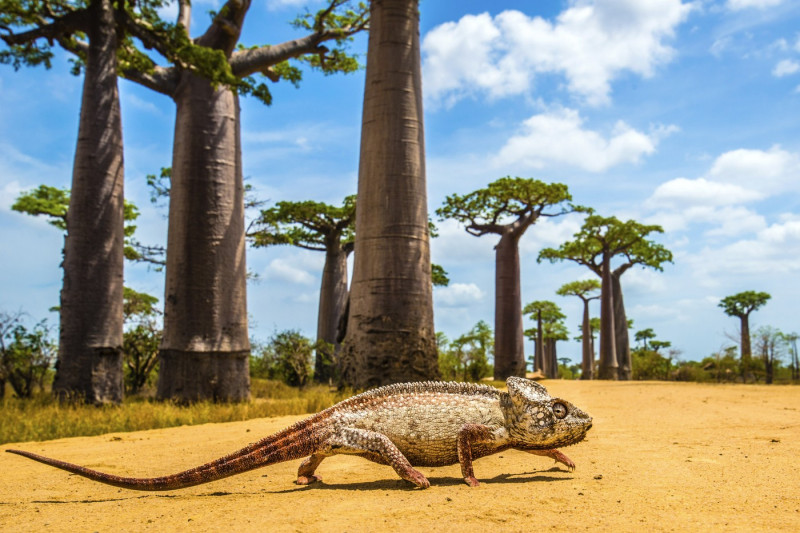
[552,402,568,419]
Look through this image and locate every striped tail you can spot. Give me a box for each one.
[5,417,324,491]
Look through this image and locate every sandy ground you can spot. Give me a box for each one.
[1,380,798,532]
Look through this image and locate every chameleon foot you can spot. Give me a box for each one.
[404,468,430,489]
[464,476,480,487]
[296,474,323,485]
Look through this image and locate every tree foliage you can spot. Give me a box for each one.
[437,177,579,235]
[250,195,356,251]
[437,321,493,382]
[556,279,601,300]
[250,330,318,388]
[122,288,161,394]
[718,291,771,319]
[523,300,566,330]
[0,311,56,398]
[12,184,165,267]
[539,214,672,273]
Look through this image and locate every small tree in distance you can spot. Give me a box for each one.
[539,214,672,380]
[522,300,566,379]
[250,196,356,384]
[718,291,771,382]
[557,279,601,380]
[437,177,580,380]
[122,289,162,395]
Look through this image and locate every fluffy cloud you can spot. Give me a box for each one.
[647,177,764,208]
[726,0,784,10]
[263,256,321,285]
[496,108,673,172]
[435,283,486,307]
[644,146,800,238]
[648,145,800,211]
[422,0,692,107]
[688,215,800,277]
[707,145,800,195]
[772,59,800,77]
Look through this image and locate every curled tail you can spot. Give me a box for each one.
[5,417,324,491]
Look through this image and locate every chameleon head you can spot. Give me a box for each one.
[502,377,593,449]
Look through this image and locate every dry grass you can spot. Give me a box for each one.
[0,380,351,445]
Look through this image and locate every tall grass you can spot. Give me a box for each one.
[0,380,351,445]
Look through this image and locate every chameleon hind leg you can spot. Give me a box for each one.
[323,427,430,488]
[296,453,326,485]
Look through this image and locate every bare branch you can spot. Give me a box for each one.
[1,10,88,46]
[121,64,178,96]
[178,0,192,32]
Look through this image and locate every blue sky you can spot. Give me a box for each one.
[2,0,799,365]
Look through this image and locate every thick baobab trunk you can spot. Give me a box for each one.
[534,311,544,374]
[493,232,526,379]
[580,299,593,380]
[598,252,618,379]
[340,0,438,388]
[611,273,631,380]
[740,314,752,382]
[53,0,124,404]
[315,244,349,383]
[157,73,250,402]
[550,339,558,378]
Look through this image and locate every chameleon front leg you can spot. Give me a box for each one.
[523,449,576,471]
[296,453,326,485]
[457,423,503,487]
[323,427,430,488]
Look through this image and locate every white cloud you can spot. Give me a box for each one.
[521,212,586,254]
[647,177,764,208]
[430,219,497,264]
[422,1,692,107]
[707,145,800,195]
[263,257,318,285]
[496,108,672,172]
[689,215,800,277]
[727,0,784,10]
[435,283,486,307]
[644,146,800,237]
[623,268,668,295]
[0,181,24,212]
[772,59,800,77]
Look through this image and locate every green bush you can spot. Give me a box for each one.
[251,330,316,388]
[0,313,56,399]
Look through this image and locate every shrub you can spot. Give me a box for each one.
[0,312,56,398]
[251,330,316,388]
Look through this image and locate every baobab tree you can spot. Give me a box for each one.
[540,214,672,380]
[522,300,566,379]
[115,0,368,401]
[249,196,356,383]
[1,0,181,402]
[341,0,438,387]
[438,178,578,380]
[718,290,771,382]
[556,279,601,379]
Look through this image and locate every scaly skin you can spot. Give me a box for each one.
[6,377,592,489]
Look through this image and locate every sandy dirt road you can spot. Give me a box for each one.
[1,380,798,532]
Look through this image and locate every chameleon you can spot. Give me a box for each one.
[6,377,592,490]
